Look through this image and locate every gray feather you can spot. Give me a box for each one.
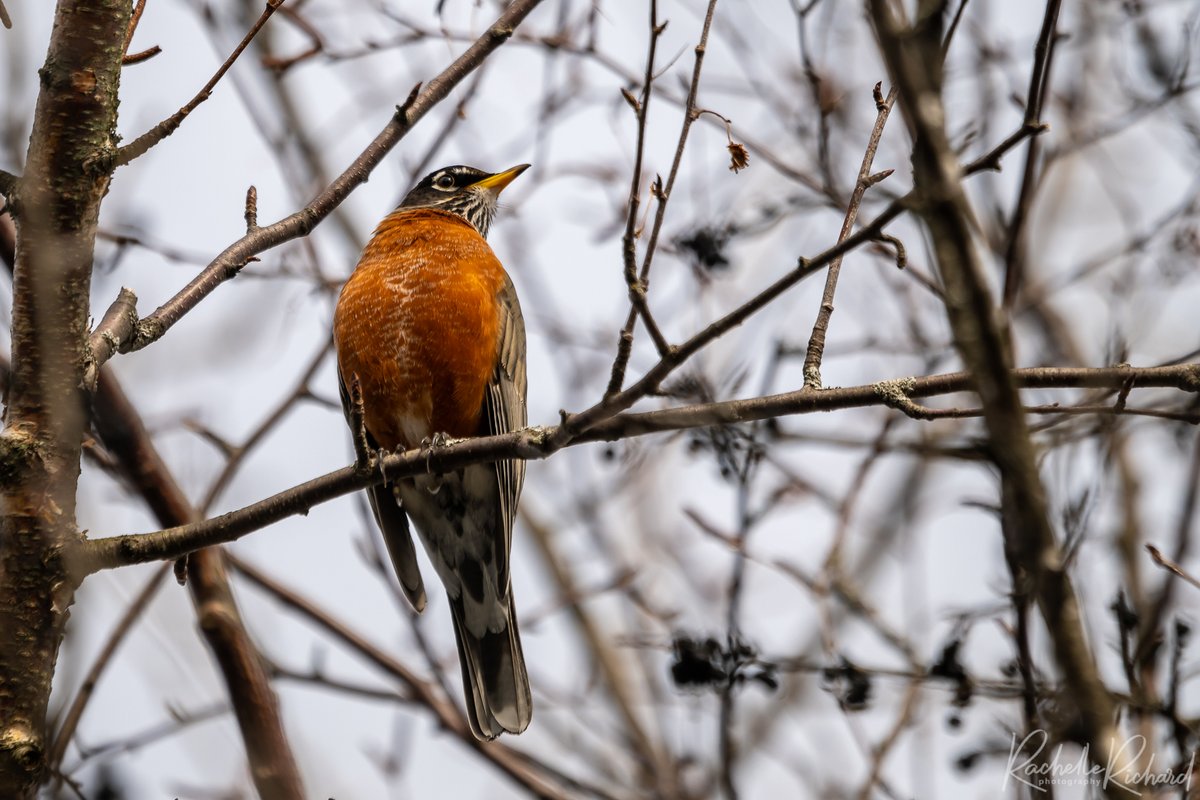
[337,370,427,612]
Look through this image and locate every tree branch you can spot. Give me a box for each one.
[869,2,1135,793]
[83,287,138,390]
[0,1,131,794]
[609,0,721,391]
[801,81,897,389]
[1001,0,1063,311]
[78,361,1200,574]
[89,373,306,799]
[46,563,171,772]
[606,0,667,397]
[553,111,1046,451]
[113,0,547,362]
[113,0,286,168]
[227,555,575,800]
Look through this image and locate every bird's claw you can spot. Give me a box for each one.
[376,447,389,485]
[420,431,452,449]
[420,432,454,494]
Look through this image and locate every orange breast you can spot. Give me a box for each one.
[333,208,507,449]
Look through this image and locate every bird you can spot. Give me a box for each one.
[332,163,531,740]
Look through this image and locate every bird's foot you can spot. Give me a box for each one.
[375,447,390,485]
[419,432,457,494]
[421,431,453,451]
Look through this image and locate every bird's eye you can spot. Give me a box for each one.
[433,173,456,190]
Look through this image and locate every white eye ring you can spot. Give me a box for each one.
[433,173,455,190]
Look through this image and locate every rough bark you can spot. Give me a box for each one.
[0,1,129,795]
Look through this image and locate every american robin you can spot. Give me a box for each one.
[332,164,531,739]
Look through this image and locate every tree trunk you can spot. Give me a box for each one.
[0,1,129,795]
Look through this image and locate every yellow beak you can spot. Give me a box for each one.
[471,163,530,193]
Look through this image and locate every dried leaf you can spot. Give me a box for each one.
[727,141,750,173]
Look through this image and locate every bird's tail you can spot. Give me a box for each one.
[449,596,532,740]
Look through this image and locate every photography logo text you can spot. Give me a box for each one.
[1004,729,1194,794]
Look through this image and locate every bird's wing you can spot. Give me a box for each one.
[480,273,527,596]
[337,367,427,612]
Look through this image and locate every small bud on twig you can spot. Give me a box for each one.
[620,87,641,114]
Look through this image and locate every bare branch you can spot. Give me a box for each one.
[869,1,1134,790]
[606,1,668,397]
[120,0,548,357]
[120,46,161,66]
[89,373,305,798]
[801,82,897,389]
[227,555,576,799]
[47,564,171,771]
[1146,544,1200,594]
[113,0,286,168]
[1001,0,1063,310]
[79,361,1200,573]
[608,0,720,395]
[83,287,138,391]
[121,0,147,56]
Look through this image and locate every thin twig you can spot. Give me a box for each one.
[114,0,286,168]
[1146,545,1200,593]
[801,82,897,389]
[607,0,721,394]
[71,703,230,764]
[633,0,722,334]
[260,4,324,72]
[1135,430,1200,665]
[1001,0,1063,311]
[199,342,331,513]
[47,564,172,771]
[793,0,837,194]
[121,46,161,66]
[269,662,407,703]
[855,679,921,800]
[606,0,666,397]
[227,555,574,799]
[113,0,547,362]
[718,431,763,800]
[941,0,971,59]
[121,0,147,56]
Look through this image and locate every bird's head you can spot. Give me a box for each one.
[398,164,530,238]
